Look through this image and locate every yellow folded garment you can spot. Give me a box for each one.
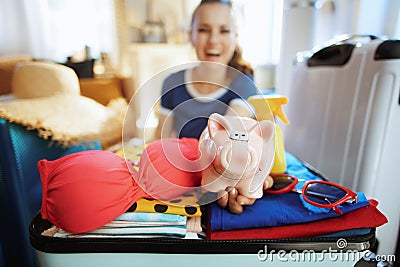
[129,192,202,217]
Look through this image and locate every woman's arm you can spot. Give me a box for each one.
[225,98,255,118]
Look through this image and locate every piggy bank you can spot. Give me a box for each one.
[199,113,275,199]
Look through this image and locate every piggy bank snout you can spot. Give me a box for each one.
[220,142,258,176]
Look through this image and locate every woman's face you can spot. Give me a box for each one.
[190,3,237,65]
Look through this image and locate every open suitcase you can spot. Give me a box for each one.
[281,35,400,256]
[29,212,377,267]
[28,150,385,267]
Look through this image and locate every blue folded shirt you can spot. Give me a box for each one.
[209,152,370,231]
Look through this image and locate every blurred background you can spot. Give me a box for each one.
[2,0,400,90]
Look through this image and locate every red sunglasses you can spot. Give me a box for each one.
[265,174,358,215]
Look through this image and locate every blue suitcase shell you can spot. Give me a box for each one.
[0,118,101,267]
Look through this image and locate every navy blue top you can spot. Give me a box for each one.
[160,69,258,139]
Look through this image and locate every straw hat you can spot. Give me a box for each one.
[0,61,128,148]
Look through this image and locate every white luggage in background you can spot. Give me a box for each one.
[282,36,400,256]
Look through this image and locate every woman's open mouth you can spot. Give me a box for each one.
[205,49,222,58]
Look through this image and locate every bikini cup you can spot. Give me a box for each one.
[136,138,203,201]
[39,150,144,233]
[39,138,202,233]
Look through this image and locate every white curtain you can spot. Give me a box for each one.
[0,0,117,63]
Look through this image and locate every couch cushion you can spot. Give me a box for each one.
[79,77,124,105]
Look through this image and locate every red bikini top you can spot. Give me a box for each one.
[39,138,202,233]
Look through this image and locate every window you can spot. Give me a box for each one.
[235,0,283,66]
[0,0,116,63]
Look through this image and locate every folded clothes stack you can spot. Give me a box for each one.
[52,212,188,238]
[206,153,388,240]
[42,193,204,239]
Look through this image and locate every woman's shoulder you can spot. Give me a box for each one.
[229,73,259,95]
[163,69,186,84]
[162,69,188,95]
[232,73,255,84]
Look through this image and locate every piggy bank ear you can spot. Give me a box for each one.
[259,120,275,143]
[198,138,217,170]
[208,113,231,138]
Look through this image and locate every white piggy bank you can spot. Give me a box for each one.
[199,113,275,199]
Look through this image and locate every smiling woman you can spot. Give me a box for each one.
[190,1,240,69]
[157,0,258,140]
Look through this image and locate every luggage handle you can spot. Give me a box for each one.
[326,34,379,46]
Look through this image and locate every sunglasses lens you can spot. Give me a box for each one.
[269,176,296,191]
[304,183,347,205]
